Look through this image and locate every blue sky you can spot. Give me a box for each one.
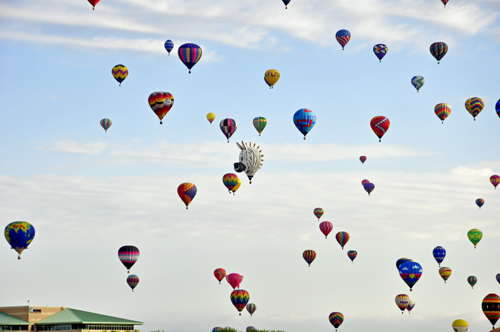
[1,0,500,331]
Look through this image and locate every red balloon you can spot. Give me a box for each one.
[319,221,333,239]
[370,116,390,142]
[226,273,243,289]
[214,268,226,284]
[359,156,367,164]
[88,0,100,9]
[490,175,500,189]
[361,179,370,186]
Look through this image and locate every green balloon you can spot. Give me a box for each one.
[253,117,267,136]
[467,229,483,248]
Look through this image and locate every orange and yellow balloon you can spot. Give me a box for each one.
[148,92,174,124]
[177,182,197,209]
[207,113,216,125]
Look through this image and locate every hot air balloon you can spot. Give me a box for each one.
[364,182,375,195]
[207,113,216,124]
[177,182,197,209]
[476,198,484,209]
[100,118,112,132]
[212,328,222,332]
[399,261,423,291]
[496,99,500,118]
[214,268,226,284]
[148,92,174,124]
[359,156,367,164]
[361,179,370,186]
[246,327,256,331]
[373,44,388,62]
[234,141,264,184]
[335,231,350,250]
[395,294,410,314]
[226,273,243,289]
[433,246,446,267]
[347,250,357,263]
[335,30,351,50]
[452,319,468,332]
[178,43,202,73]
[303,250,316,267]
[467,276,477,289]
[293,108,316,140]
[264,70,280,89]
[411,76,425,93]
[396,258,412,270]
[319,221,333,239]
[497,273,500,285]
[118,245,139,273]
[430,42,448,64]
[435,103,451,124]
[328,312,344,331]
[465,97,484,121]
[439,267,452,283]
[253,117,267,136]
[467,228,482,248]
[112,65,128,87]
[126,275,139,292]
[164,40,174,55]
[4,222,35,259]
[441,0,449,7]
[246,303,256,316]
[313,208,324,221]
[491,175,500,189]
[407,300,415,314]
[370,116,390,142]
[88,0,99,10]
[220,118,237,143]
[223,173,241,195]
[482,293,500,329]
[230,289,250,316]
[282,0,290,8]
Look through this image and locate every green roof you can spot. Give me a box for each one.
[36,309,143,325]
[0,311,30,325]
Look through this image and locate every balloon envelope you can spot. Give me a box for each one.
[467,228,482,248]
[214,268,226,284]
[435,103,451,123]
[452,319,468,332]
[396,258,412,270]
[361,179,370,186]
[467,276,477,289]
[220,118,238,142]
[253,117,267,136]
[282,0,290,8]
[395,294,410,313]
[4,221,35,259]
[164,39,174,54]
[223,173,240,194]
[207,112,216,124]
[407,300,415,313]
[293,108,316,139]
[364,182,375,195]
[303,250,316,266]
[482,293,500,329]
[430,42,448,63]
[432,246,446,266]
[359,156,367,164]
[328,312,344,330]
[373,44,388,62]
[88,0,100,9]
[496,99,500,118]
[476,198,484,209]
[148,92,174,124]
[230,289,250,315]
[319,221,333,239]
[226,273,243,289]
[246,327,256,331]
[335,29,351,50]
[465,97,484,120]
[491,175,500,189]
[112,65,128,86]
[399,261,423,290]
[335,231,350,249]
[118,245,139,272]
[347,250,357,262]
[411,76,424,92]
[264,70,280,88]
[439,267,452,282]
[177,182,197,209]
[313,207,324,220]
[178,43,202,73]
[246,303,256,316]
[126,275,139,291]
[370,116,390,141]
[100,118,112,132]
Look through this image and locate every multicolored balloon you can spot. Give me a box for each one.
[293,108,316,140]
[435,103,451,124]
[476,198,484,209]
[4,222,35,259]
[496,99,500,118]
[467,276,477,289]
[207,112,216,124]
[465,97,484,121]
[364,182,375,196]
[223,173,241,195]
[411,76,425,93]
[432,246,446,267]
[399,261,423,291]
[313,208,324,221]
[373,44,388,62]
[482,293,500,329]
[441,0,449,7]
[335,29,351,50]
[214,268,226,284]
[319,221,333,239]
[246,327,256,331]
[490,175,500,189]
[253,117,267,136]
[396,258,412,270]
[100,118,112,132]
[177,182,197,209]
[430,42,448,64]
[148,92,174,124]
[220,118,237,143]
[112,65,128,87]
[407,300,415,314]
[164,39,174,55]
[395,294,410,314]
[246,303,256,316]
[118,245,139,273]
[452,319,468,332]
[370,116,390,142]
[303,250,316,267]
[178,43,202,73]
[328,312,344,331]
[234,141,264,184]
[88,0,99,10]
[347,250,357,263]
[282,0,291,8]
[126,275,139,292]
[359,156,367,164]
[230,289,250,316]
[226,273,243,289]
[439,267,452,283]
[467,228,482,248]
[335,231,350,250]
[264,70,280,89]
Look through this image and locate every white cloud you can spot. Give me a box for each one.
[38,140,108,154]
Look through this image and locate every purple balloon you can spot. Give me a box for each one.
[364,182,375,195]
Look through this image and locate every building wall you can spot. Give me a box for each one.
[0,306,67,331]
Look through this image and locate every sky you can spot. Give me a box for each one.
[1,0,500,331]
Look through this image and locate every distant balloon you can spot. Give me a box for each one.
[253,117,267,136]
[496,100,500,118]
[88,0,99,10]
[148,92,174,124]
[482,293,500,329]
[441,0,449,7]
[319,221,333,239]
[303,250,316,267]
[395,294,410,314]
[467,228,483,248]
[246,303,257,316]
[293,108,316,140]
[430,42,448,64]
[361,179,370,186]
[347,250,357,263]
[282,0,291,8]
[411,76,425,93]
[435,103,451,124]
[226,273,244,289]
[246,327,256,332]
[112,65,128,87]
[335,231,350,250]
[220,118,238,143]
[490,175,500,189]
[335,30,351,50]
[359,156,367,164]
[370,116,390,142]
[234,141,264,184]
[214,268,226,284]
[126,275,139,292]
[264,70,280,89]
[177,182,197,209]
[476,198,484,209]
[497,273,500,285]
[178,43,202,73]
[230,289,250,316]
[328,312,344,331]
[467,276,477,289]
[432,246,446,267]
[364,182,375,196]
[207,112,216,124]
[100,118,112,132]
[164,39,174,55]
[407,300,415,314]
[399,261,423,291]
[4,221,35,259]
[118,245,139,273]
[373,44,388,62]
[223,173,241,195]
[212,328,222,332]
[465,97,484,121]
[313,208,324,220]
[396,258,412,270]
[232,180,242,194]
[439,267,452,283]
[452,319,468,332]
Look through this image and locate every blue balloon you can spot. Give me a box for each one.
[496,99,500,118]
[373,44,388,62]
[164,39,174,55]
[399,261,423,291]
[293,108,316,140]
[432,246,446,266]
[282,0,290,8]
[363,182,375,195]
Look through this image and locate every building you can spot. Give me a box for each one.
[0,306,143,332]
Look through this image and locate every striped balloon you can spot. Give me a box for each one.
[439,267,452,283]
[303,250,316,267]
[118,245,140,272]
[214,268,226,284]
[293,108,316,140]
[100,118,112,132]
[335,231,350,250]
[476,198,484,209]
[370,116,390,142]
[347,250,357,263]
[230,289,250,315]
[465,97,484,121]
[434,103,451,123]
[395,294,410,313]
[253,117,267,136]
[411,76,425,92]
[328,312,344,331]
[467,275,477,289]
[111,64,128,86]
[220,118,238,142]
[282,0,291,9]
[148,92,174,124]
[164,39,174,55]
[482,293,500,329]
[246,303,256,316]
[335,29,351,50]
[178,43,202,73]
[313,207,324,220]
[319,221,333,239]
[373,44,388,62]
[126,275,139,292]
[430,42,448,64]
[177,182,197,209]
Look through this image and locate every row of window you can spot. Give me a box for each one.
[1,326,29,331]
[36,325,135,331]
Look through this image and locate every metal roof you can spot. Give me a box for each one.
[35,309,143,325]
[0,311,30,325]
